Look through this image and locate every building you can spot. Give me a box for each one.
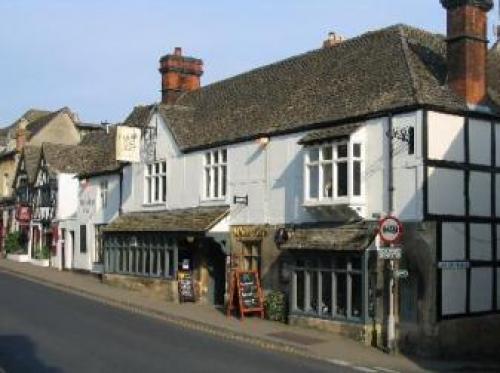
[96,0,500,358]
[0,107,84,250]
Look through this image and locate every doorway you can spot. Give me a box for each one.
[207,241,227,306]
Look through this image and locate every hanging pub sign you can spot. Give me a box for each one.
[226,269,264,320]
[378,216,403,246]
[116,126,141,163]
[177,270,196,303]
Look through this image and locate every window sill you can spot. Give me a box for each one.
[142,202,167,207]
[303,198,365,208]
[290,310,364,324]
[200,198,227,204]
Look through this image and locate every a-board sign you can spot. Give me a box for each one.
[178,271,195,303]
[227,270,264,319]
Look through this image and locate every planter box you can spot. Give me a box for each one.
[30,258,50,267]
[6,254,30,263]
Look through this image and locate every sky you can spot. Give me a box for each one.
[0,0,498,126]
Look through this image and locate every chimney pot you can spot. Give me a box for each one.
[174,47,182,56]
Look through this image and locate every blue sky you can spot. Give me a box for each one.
[0,0,497,125]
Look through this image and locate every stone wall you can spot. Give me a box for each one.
[103,274,179,303]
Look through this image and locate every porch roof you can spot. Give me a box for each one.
[280,222,377,252]
[104,205,229,233]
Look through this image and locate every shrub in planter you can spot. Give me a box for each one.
[264,290,288,323]
[35,245,51,260]
[4,231,27,254]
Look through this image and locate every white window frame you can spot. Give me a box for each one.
[144,160,167,205]
[203,149,227,200]
[304,141,364,204]
[99,180,108,209]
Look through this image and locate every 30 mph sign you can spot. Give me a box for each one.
[378,216,403,245]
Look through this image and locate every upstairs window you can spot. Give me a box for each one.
[204,149,227,200]
[305,142,363,202]
[99,180,108,209]
[145,161,167,204]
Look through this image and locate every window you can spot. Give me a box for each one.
[305,142,363,202]
[292,254,363,320]
[204,149,227,200]
[145,161,167,204]
[99,180,108,209]
[80,225,87,253]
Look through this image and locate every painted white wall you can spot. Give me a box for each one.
[69,173,122,270]
[392,111,424,221]
[56,174,79,220]
[427,167,465,216]
[470,268,493,312]
[469,171,491,217]
[442,222,466,261]
[442,269,467,315]
[469,119,491,165]
[427,111,465,162]
[120,110,426,225]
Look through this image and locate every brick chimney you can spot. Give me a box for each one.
[15,127,27,152]
[159,47,203,104]
[440,0,493,105]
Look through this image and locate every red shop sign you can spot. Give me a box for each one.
[16,206,32,222]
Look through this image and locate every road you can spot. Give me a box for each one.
[0,271,353,373]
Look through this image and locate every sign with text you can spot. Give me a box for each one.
[116,126,141,163]
[378,216,403,245]
[438,261,470,270]
[378,247,402,260]
[177,271,195,302]
[16,206,31,222]
[227,270,264,320]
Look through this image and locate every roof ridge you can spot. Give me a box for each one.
[398,25,422,105]
[179,23,418,103]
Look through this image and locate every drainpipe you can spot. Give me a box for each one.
[119,168,123,216]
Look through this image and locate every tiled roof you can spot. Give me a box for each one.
[122,105,154,128]
[78,127,122,177]
[104,206,229,233]
[123,24,500,152]
[0,108,51,147]
[280,222,377,251]
[22,145,42,183]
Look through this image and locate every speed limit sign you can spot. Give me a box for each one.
[378,216,403,245]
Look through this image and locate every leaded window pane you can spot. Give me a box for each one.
[310,271,319,313]
[296,271,305,311]
[309,165,319,199]
[337,162,348,197]
[336,272,347,316]
[351,273,362,318]
[321,271,332,316]
[322,163,333,198]
[353,161,361,196]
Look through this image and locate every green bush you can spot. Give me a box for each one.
[4,231,23,254]
[264,291,288,323]
[35,245,50,260]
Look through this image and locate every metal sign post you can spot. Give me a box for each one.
[377,215,405,354]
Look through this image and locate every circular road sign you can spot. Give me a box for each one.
[379,216,403,245]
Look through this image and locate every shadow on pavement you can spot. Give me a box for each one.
[0,335,61,373]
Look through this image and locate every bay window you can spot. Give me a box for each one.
[204,149,227,200]
[145,161,167,204]
[305,141,363,202]
[291,254,364,321]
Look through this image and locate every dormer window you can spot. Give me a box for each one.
[304,141,363,203]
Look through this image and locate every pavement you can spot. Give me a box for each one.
[0,258,498,373]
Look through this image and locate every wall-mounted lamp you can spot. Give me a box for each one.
[257,137,270,146]
[233,195,248,206]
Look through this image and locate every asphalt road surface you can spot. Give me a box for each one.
[0,271,354,373]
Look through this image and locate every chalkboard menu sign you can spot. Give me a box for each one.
[227,270,264,319]
[178,271,195,303]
